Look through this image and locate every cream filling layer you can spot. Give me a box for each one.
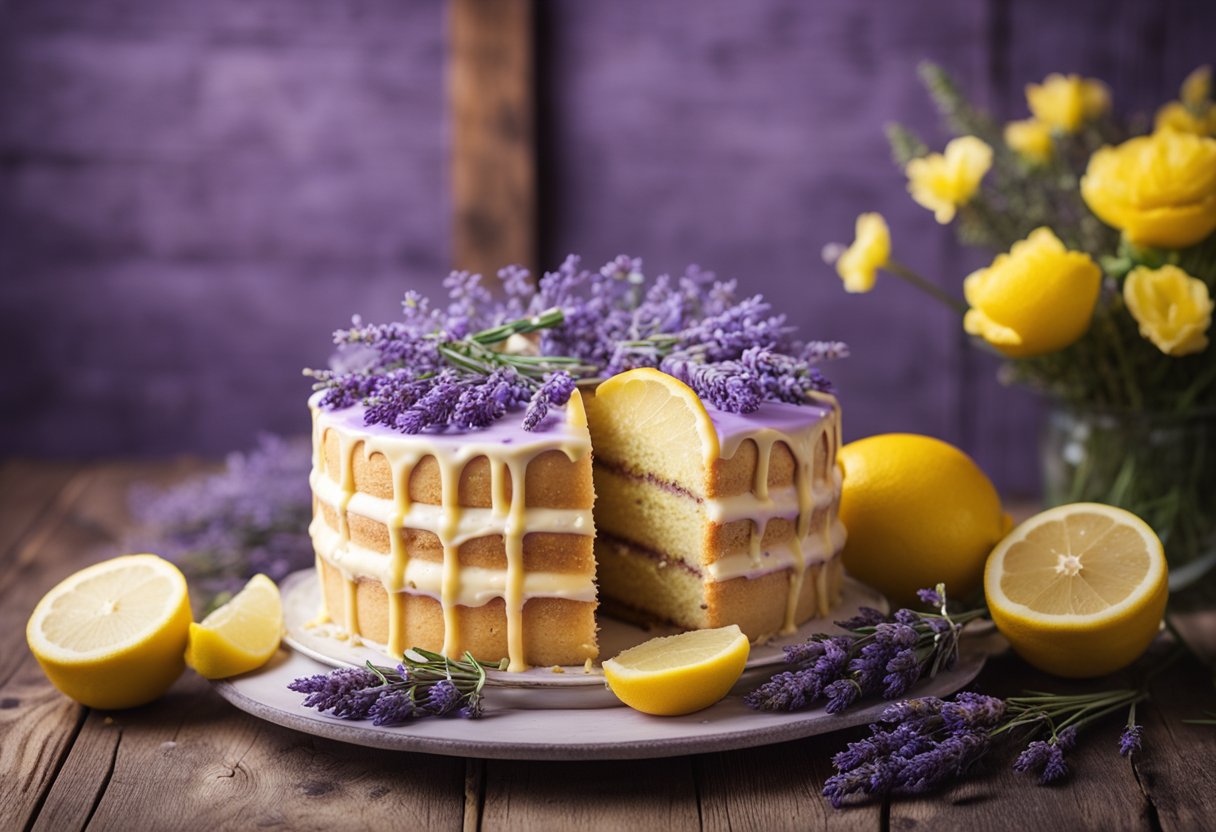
[705,517,847,582]
[703,467,842,525]
[311,516,597,606]
[310,470,594,544]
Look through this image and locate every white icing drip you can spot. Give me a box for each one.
[310,470,593,543]
[311,516,597,606]
[705,518,846,582]
[308,389,595,672]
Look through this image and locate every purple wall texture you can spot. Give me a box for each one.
[1,0,1213,495]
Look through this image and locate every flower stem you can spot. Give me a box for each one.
[882,260,968,316]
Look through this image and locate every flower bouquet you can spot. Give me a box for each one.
[830,64,1216,594]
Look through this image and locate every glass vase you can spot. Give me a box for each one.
[1040,405,1216,599]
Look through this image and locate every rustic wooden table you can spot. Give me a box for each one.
[3,459,1213,832]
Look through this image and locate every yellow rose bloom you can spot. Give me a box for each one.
[1026,74,1110,133]
[963,228,1101,358]
[1154,101,1215,137]
[1081,130,1216,249]
[1004,118,1054,164]
[906,136,993,224]
[835,213,890,294]
[1123,265,1213,356]
[1181,65,1212,111]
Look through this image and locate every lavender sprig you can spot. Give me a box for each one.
[745,583,985,714]
[825,684,1150,806]
[288,648,491,724]
[305,256,847,434]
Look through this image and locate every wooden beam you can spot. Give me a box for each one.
[449,0,537,278]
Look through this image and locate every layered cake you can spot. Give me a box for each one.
[587,371,844,639]
[305,256,848,670]
[309,390,597,671]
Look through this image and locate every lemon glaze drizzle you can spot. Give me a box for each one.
[309,390,594,672]
[712,392,845,633]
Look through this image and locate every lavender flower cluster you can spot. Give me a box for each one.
[824,693,1006,805]
[125,434,312,611]
[745,586,983,714]
[823,691,1147,806]
[288,649,490,724]
[305,255,847,434]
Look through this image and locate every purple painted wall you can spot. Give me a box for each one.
[1,0,1212,494]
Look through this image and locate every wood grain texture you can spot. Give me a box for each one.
[450,0,537,277]
[697,734,880,831]
[1133,654,1216,832]
[38,672,466,832]
[0,462,91,832]
[480,757,700,832]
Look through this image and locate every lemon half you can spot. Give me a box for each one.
[27,554,192,709]
[603,625,749,716]
[984,503,1168,678]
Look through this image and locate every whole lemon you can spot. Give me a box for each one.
[838,434,1010,607]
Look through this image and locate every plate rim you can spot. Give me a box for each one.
[212,637,993,760]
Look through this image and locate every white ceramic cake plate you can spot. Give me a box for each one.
[212,573,995,760]
[278,569,889,708]
[214,637,991,760]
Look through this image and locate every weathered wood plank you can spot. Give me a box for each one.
[887,652,1156,832]
[450,0,536,277]
[1132,653,1216,832]
[481,757,701,832]
[0,459,79,565]
[35,671,466,832]
[697,732,881,832]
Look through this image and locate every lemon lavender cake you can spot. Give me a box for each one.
[305,255,847,670]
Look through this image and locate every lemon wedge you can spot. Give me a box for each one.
[185,574,283,679]
[984,503,1168,678]
[27,554,192,709]
[603,625,750,715]
[588,367,719,490]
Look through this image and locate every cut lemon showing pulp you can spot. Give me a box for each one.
[602,625,749,716]
[984,503,1167,678]
[27,554,192,710]
[185,574,283,679]
[588,368,720,476]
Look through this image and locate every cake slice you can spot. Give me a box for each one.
[586,369,845,639]
[308,389,597,671]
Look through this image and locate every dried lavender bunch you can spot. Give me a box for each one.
[745,585,986,714]
[288,648,491,724]
[824,685,1148,807]
[305,256,846,435]
[124,434,312,612]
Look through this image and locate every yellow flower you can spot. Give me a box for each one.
[1123,265,1213,356]
[1181,65,1212,111]
[1081,130,1216,249]
[1004,118,1054,164]
[835,213,890,293]
[1154,101,1215,137]
[963,228,1101,358]
[1155,66,1215,136]
[1026,74,1110,133]
[906,136,993,224]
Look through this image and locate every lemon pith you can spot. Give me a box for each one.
[26,554,192,710]
[984,503,1168,678]
[602,625,750,716]
[184,574,283,680]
